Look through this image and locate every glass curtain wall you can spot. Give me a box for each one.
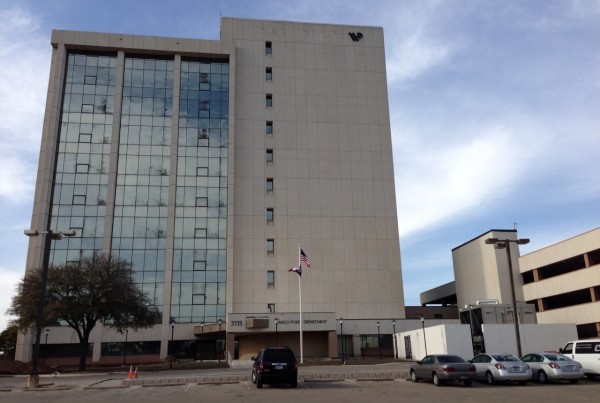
[50,53,116,264]
[171,59,229,323]
[112,56,174,319]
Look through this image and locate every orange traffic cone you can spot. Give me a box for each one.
[128,365,133,379]
[134,367,138,379]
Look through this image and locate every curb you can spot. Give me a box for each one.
[120,370,410,387]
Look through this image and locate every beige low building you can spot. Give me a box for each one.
[452,229,526,311]
[520,227,600,338]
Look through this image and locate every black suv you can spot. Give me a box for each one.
[251,346,298,388]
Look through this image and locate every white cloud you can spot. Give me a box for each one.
[567,0,600,18]
[386,29,456,83]
[380,0,461,84]
[0,7,50,203]
[0,269,21,332]
[394,124,528,236]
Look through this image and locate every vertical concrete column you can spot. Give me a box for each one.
[16,41,68,364]
[584,252,591,268]
[160,53,181,360]
[225,332,235,362]
[103,50,125,252]
[327,330,337,359]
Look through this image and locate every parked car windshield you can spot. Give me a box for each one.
[437,355,465,363]
[264,348,295,362]
[543,353,570,362]
[492,354,519,362]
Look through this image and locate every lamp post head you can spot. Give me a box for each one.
[376,321,380,328]
[171,321,175,328]
[486,237,530,245]
[392,320,396,325]
[420,316,424,324]
[45,328,50,334]
[218,318,222,325]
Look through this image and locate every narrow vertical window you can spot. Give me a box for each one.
[266,149,273,163]
[266,94,272,107]
[267,239,275,254]
[266,178,274,192]
[266,208,274,223]
[265,41,272,55]
[265,67,272,81]
[267,271,275,286]
[266,121,273,135]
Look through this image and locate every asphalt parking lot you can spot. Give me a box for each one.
[2,378,600,403]
[1,362,599,402]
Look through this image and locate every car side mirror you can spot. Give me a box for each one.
[558,348,562,354]
[416,360,421,365]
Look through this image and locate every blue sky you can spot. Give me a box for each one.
[1,0,600,331]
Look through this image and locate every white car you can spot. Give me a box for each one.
[560,339,600,379]
[470,353,531,385]
[521,352,584,384]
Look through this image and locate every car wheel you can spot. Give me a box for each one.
[537,370,548,384]
[432,372,442,386]
[410,370,419,383]
[486,371,495,385]
[256,378,263,389]
[463,380,472,387]
[518,380,528,386]
[251,369,257,384]
[569,379,579,384]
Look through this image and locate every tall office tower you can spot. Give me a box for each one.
[18,18,404,364]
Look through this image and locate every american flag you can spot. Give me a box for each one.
[300,249,311,268]
[288,266,302,276]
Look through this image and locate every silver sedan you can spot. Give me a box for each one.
[521,352,584,384]
[470,353,531,385]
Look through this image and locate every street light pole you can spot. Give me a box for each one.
[218,318,222,362]
[485,237,530,358]
[44,329,50,363]
[200,324,204,362]
[275,318,279,346]
[123,329,128,366]
[421,317,428,356]
[170,320,175,369]
[392,320,396,359]
[339,318,345,364]
[377,321,381,359]
[24,229,76,388]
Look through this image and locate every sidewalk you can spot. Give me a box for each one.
[0,361,413,391]
[118,361,412,388]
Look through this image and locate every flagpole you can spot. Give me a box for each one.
[298,246,303,364]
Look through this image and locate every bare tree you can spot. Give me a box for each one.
[8,253,159,371]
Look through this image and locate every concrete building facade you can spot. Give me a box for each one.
[17,17,405,365]
[452,229,525,310]
[520,226,600,338]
